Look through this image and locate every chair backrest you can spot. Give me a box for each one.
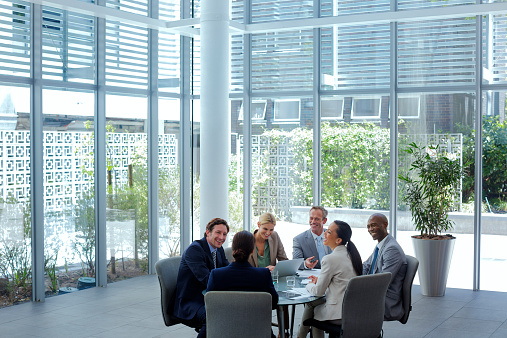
[399,255,419,324]
[341,272,392,338]
[155,256,182,327]
[224,246,233,263]
[205,291,272,338]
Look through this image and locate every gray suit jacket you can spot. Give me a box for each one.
[293,229,332,269]
[362,234,407,321]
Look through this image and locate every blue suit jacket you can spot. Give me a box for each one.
[293,229,332,269]
[362,234,407,321]
[172,237,229,321]
[207,261,279,309]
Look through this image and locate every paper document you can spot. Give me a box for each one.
[289,288,313,300]
[297,269,321,278]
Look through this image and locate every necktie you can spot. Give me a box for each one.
[316,236,326,264]
[369,247,379,274]
[212,250,217,269]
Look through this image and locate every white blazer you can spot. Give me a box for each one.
[305,245,358,321]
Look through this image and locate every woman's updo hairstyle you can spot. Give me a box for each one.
[258,212,276,226]
[232,231,255,262]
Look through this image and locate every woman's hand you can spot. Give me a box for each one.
[266,265,275,272]
[308,275,318,284]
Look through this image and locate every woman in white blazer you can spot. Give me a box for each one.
[297,220,363,338]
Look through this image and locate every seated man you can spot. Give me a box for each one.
[172,218,230,338]
[293,206,332,269]
[363,213,407,321]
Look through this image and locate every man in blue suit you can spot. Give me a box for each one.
[362,213,407,321]
[293,206,332,269]
[172,218,230,338]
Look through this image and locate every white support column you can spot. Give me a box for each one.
[199,0,230,234]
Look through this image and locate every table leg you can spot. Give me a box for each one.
[277,306,285,337]
[290,304,296,337]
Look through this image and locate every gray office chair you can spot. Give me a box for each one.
[224,246,234,263]
[205,291,272,338]
[154,257,201,331]
[398,255,419,324]
[304,272,392,338]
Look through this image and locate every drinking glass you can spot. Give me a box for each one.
[286,275,296,290]
[271,270,279,284]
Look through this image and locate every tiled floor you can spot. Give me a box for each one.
[1,274,507,337]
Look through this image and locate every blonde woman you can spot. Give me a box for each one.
[249,212,288,270]
[249,212,289,337]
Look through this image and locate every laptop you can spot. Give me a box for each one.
[272,258,304,277]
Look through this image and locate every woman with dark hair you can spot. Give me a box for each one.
[207,230,279,310]
[297,220,362,338]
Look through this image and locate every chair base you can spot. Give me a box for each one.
[169,315,202,333]
[303,318,342,338]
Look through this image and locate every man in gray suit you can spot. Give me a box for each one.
[363,213,407,321]
[293,206,332,269]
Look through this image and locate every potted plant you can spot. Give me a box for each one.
[399,141,464,296]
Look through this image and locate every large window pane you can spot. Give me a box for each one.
[0,84,31,307]
[397,92,476,290]
[319,94,390,258]
[252,30,313,92]
[43,88,95,294]
[0,1,31,77]
[105,22,148,90]
[480,90,507,292]
[159,98,180,258]
[398,18,476,87]
[42,7,95,84]
[251,0,313,23]
[159,0,181,94]
[249,96,313,225]
[192,99,201,241]
[105,93,148,281]
[321,23,390,90]
[229,99,244,237]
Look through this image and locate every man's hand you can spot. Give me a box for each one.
[266,265,275,272]
[308,275,318,284]
[305,256,318,269]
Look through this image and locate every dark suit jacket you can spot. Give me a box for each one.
[293,229,332,269]
[172,237,229,321]
[362,234,407,320]
[207,261,279,309]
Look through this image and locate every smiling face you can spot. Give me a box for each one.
[367,215,388,243]
[257,222,275,240]
[323,222,342,250]
[309,208,327,236]
[206,224,229,249]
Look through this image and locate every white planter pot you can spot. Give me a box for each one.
[411,237,455,297]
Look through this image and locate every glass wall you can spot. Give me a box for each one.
[6,0,507,307]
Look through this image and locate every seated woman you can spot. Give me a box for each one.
[248,212,289,337]
[248,212,288,271]
[297,220,362,338]
[207,230,279,310]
